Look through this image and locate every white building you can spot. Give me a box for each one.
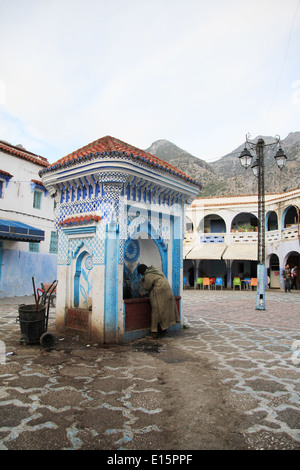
[184,188,300,290]
[0,141,57,297]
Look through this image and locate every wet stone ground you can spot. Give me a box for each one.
[0,289,300,450]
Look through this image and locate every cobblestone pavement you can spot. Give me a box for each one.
[181,289,300,449]
[0,289,299,450]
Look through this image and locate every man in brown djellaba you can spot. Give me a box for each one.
[138,264,180,338]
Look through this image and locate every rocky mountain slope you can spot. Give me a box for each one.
[146,132,300,197]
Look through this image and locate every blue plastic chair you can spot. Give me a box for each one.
[215,277,223,290]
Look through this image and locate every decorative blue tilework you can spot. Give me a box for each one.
[124,239,140,263]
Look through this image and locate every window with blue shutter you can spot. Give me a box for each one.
[49,231,58,254]
[33,190,42,209]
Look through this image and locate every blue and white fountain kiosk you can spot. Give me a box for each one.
[41,136,201,343]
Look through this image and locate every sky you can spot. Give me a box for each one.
[0,0,299,164]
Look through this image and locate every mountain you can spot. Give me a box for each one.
[146,132,300,197]
[145,140,229,196]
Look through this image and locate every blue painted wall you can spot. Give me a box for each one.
[104,222,119,342]
[0,248,57,298]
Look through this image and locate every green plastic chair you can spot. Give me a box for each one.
[233,277,241,290]
[195,277,203,289]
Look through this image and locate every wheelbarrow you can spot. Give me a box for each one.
[17,279,58,348]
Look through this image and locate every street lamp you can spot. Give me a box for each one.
[239,134,287,310]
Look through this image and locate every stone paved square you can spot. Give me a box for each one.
[0,289,299,450]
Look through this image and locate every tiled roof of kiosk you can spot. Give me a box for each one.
[40,135,201,187]
[59,215,102,226]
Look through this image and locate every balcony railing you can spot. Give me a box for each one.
[185,228,299,244]
[230,232,257,243]
[200,235,225,243]
[266,230,280,242]
[282,226,299,241]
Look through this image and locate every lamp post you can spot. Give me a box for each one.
[239,135,287,310]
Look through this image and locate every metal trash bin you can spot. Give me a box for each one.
[17,304,47,344]
[17,279,57,347]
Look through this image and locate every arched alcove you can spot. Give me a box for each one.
[282,205,299,228]
[284,251,300,290]
[74,249,93,308]
[266,211,278,231]
[285,251,300,271]
[231,212,258,232]
[123,221,168,299]
[185,216,193,233]
[198,214,226,233]
[269,253,280,288]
